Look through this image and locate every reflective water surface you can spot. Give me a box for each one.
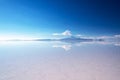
[0,41,120,80]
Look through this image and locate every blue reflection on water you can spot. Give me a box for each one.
[0,41,120,80]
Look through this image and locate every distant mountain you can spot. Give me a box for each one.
[34,39,53,41]
[59,36,93,43]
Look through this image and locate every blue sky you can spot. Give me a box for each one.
[0,0,120,38]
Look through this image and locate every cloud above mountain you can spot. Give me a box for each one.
[53,30,72,36]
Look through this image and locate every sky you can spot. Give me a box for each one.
[0,0,120,38]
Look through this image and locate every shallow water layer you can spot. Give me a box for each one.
[0,41,120,80]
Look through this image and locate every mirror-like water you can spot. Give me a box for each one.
[0,41,120,80]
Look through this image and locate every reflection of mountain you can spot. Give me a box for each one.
[53,41,120,51]
[53,45,72,51]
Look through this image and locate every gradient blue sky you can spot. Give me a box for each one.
[0,0,120,38]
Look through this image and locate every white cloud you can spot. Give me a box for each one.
[76,34,83,37]
[53,30,72,36]
[52,33,61,36]
[96,34,120,39]
[62,30,72,36]
[114,35,120,38]
[96,36,112,39]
